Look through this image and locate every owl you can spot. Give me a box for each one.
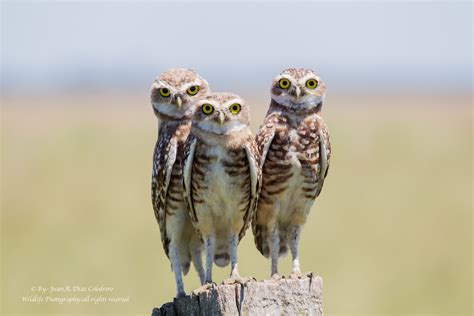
[150,68,211,298]
[182,92,261,283]
[252,68,331,278]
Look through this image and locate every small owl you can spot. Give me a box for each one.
[150,68,210,298]
[182,92,261,283]
[252,68,331,278]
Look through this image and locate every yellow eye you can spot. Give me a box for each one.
[229,103,241,115]
[159,88,171,97]
[306,79,318,89]
[186,85,199,96]
[279,78,291,89]
[201,103,214,115]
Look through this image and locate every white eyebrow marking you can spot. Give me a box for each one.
[181,81,202,90]
[153,80,176,92]
[197,100,219,108]
[223,98,244,108]
[297,73,319,85]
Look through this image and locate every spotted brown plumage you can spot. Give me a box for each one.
[183,134,260,241]
[152,122,192,257]
[182,92,261,283]
[150,68,210,298]
[252,68,331,277]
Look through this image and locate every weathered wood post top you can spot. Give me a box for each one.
[152,273,323,315]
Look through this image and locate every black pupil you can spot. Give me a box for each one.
[162,88,168,93]
[190,86,196,92]
[233,106,238,111]
[310,81,316,86]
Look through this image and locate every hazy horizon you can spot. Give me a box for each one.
[2,1,472,94]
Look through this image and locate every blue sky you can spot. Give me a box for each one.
[1,1,472,93]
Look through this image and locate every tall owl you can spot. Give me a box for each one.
[150,68,210,298]
[182,92,261,283]
[252,68,331,278]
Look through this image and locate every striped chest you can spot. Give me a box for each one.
[191,142,251,220]
[261,114,322,205]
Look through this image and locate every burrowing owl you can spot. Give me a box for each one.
[252,68,331,277]
[150,68,210,297]
[182,92,261,283]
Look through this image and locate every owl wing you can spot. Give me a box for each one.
[182,134,198,224]
[254,112,278,168]
[315,117,331,197]
[240,137,262,240]
[252,113,278,253]
[151,131,178,257]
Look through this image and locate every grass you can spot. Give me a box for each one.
[1,92,472,316]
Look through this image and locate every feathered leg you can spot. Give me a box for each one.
[191,246,205,285]
[169,243,185,298]
[270,228,280,278]
[290,225,302,274]
[223,233,254,285]
[229,233,240,278]
[204,235,216,284]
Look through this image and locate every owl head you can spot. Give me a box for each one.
[151,68,210,119]
[270,68,326,112]
[192,92,251,136]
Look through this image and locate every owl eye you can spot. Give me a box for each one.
[201,103,214,115]
[186,85,199,96]
[279,78,291,89]
[159,88,171,97]
[305,79,318,89]
[229,103,241,115]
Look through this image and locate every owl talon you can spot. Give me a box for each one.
[271,273,281,280]
[223,276,254,285]
[192,282,217,295]
[289,272,306,279]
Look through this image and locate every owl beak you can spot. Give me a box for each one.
[218,111,225,125]
[175,96,182,108]
[295,86,301,101]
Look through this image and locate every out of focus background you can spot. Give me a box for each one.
[1,1,472,315]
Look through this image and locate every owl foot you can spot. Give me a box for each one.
[222,276,255,285]
[192,282,217,295]
[271,273,281,280]
[289,271,307,280]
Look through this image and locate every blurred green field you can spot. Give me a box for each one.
[1,92,472,316]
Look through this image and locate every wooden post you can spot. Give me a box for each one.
[152,273,323,315]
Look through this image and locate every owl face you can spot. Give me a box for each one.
[270,68,326,111]
[151,68,210,119]
[192,92,250,135]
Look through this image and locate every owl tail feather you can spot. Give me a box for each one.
[170,260,191,275]
[182,261,191,275]
[254,224,270,258]
[214,239,230,267]
[214,253,230,267]
[254,224,289,259]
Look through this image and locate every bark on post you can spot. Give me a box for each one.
[152,272,323,315]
